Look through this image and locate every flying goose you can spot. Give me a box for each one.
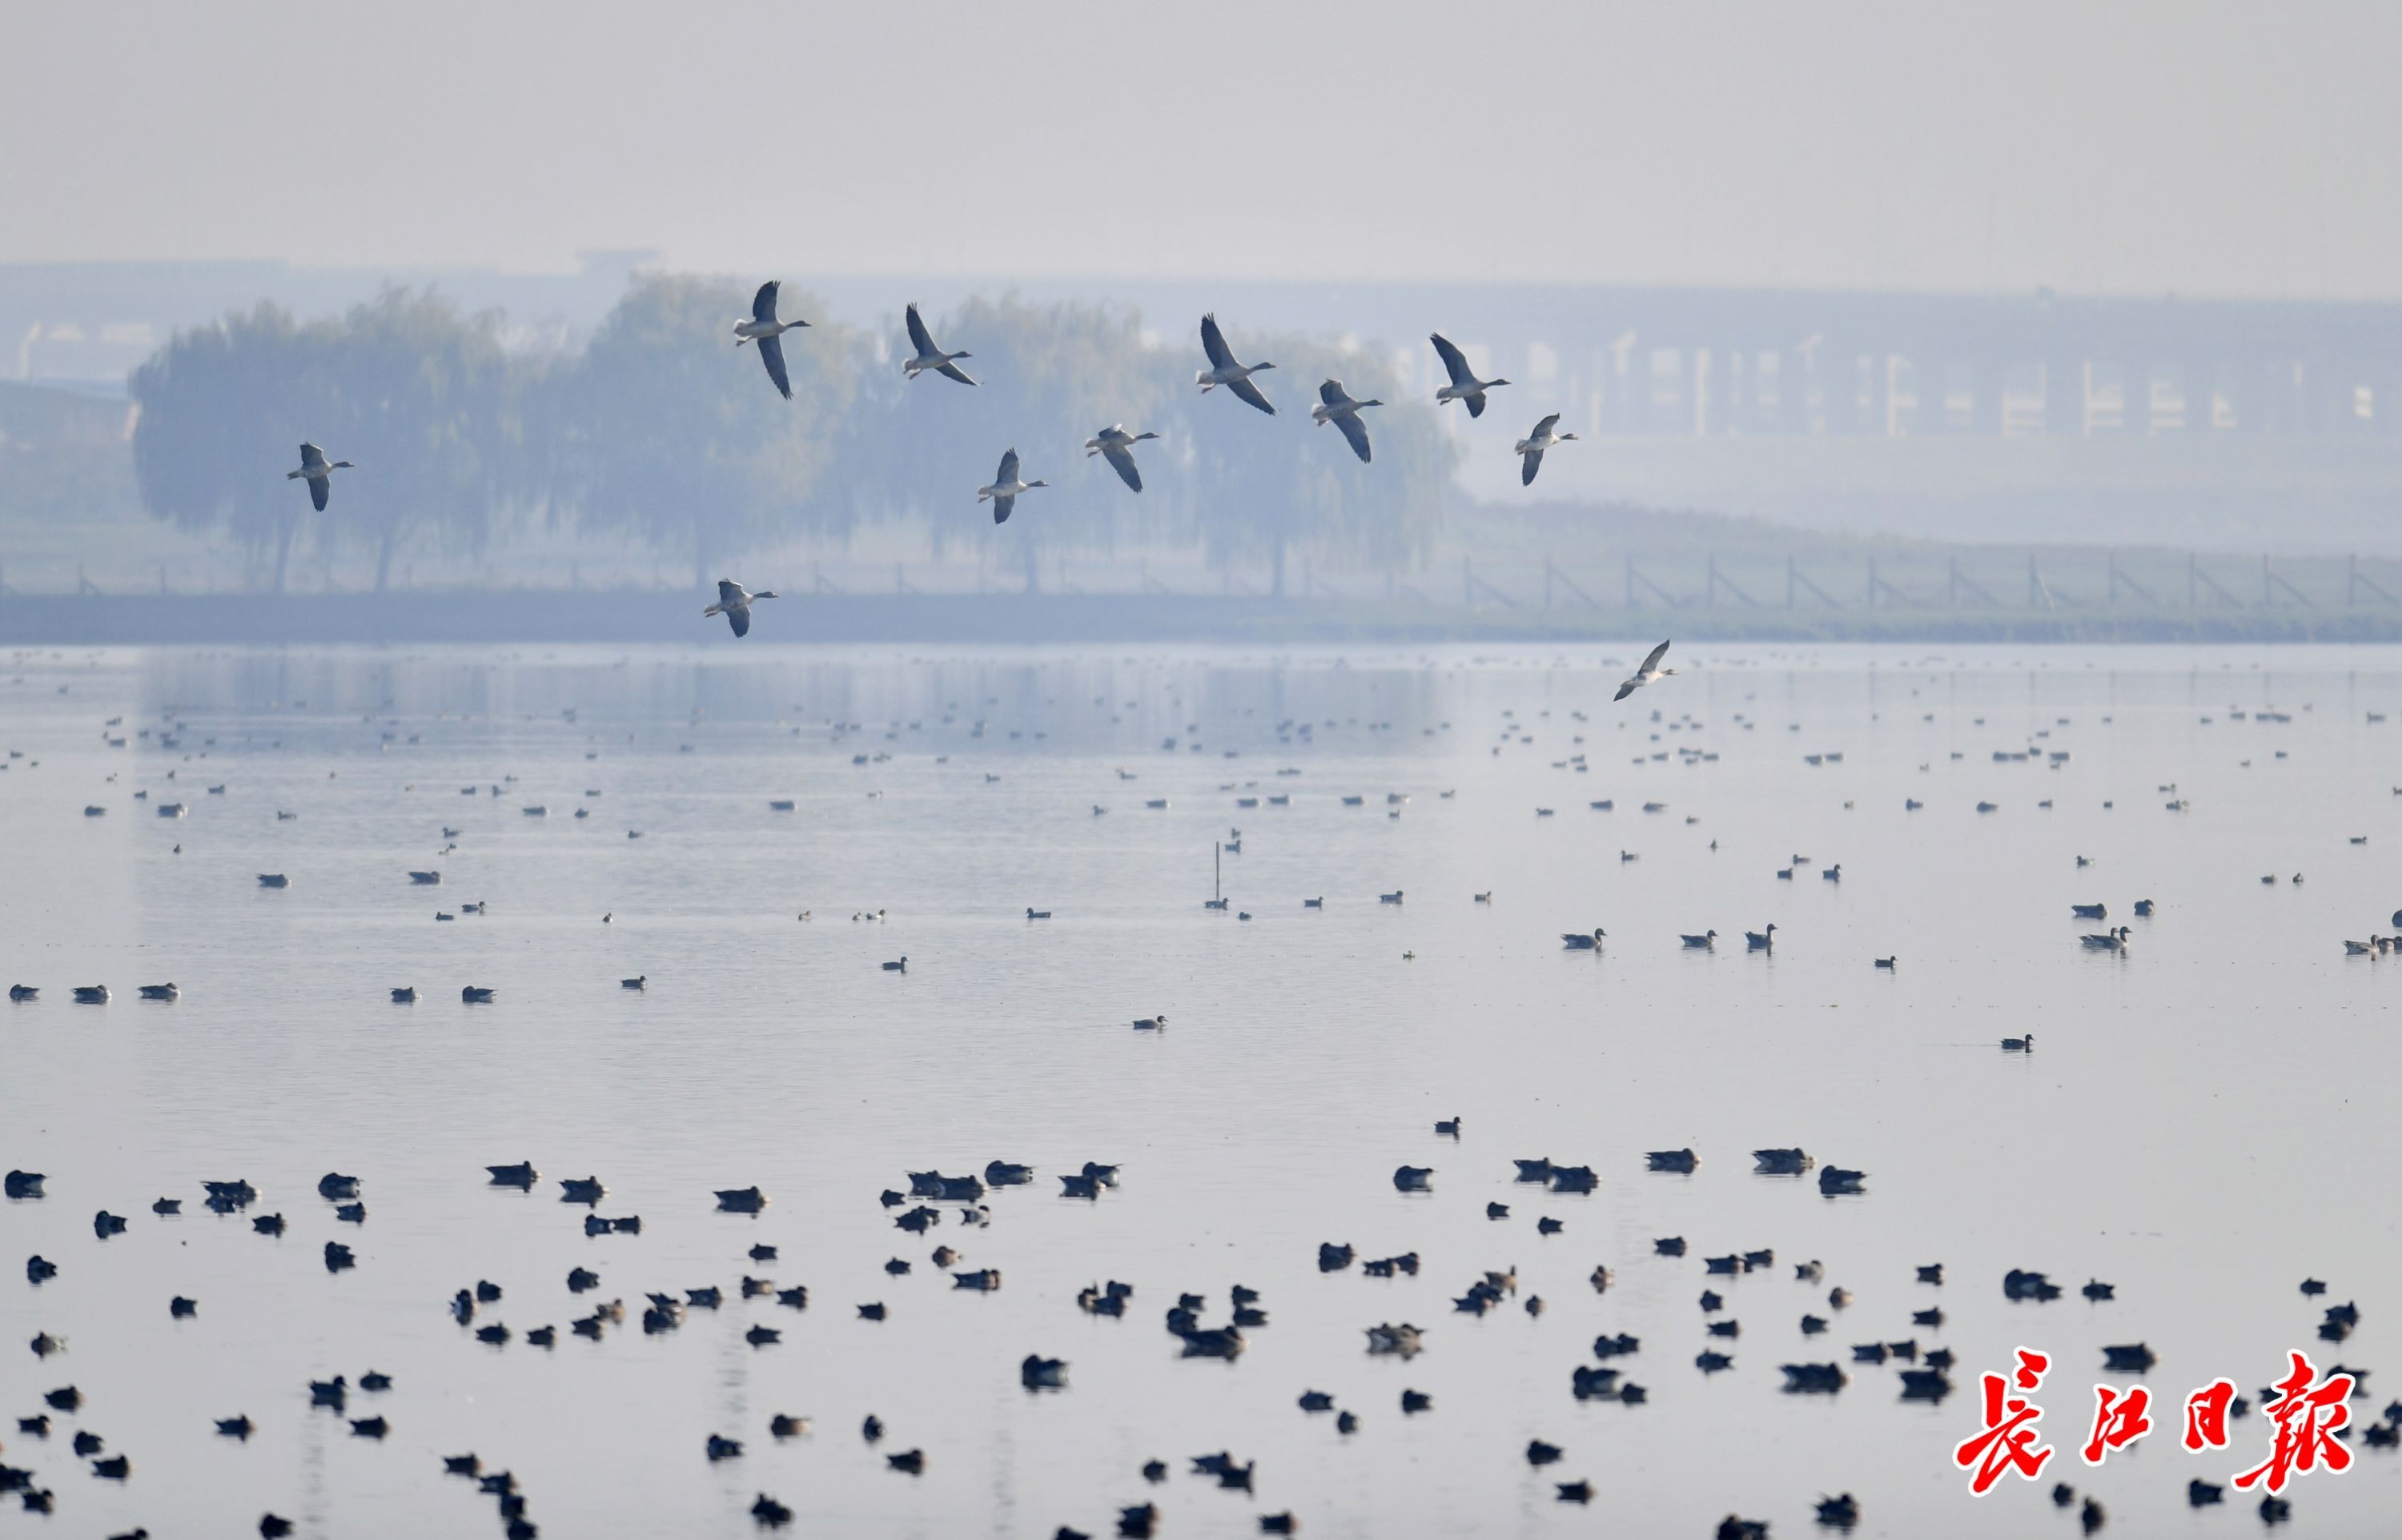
[286,443,354,512]
[1195,313,1275,414]
[1311,379,1380,463]
[733,281,808,399]
[1614,640,1675,701]
[703,580,778,638]
[1430,332,1508,416]
[1513,413,1578,485]
[902,303,976,385]
[1084,425,1159,492]
[976,449,1047,525]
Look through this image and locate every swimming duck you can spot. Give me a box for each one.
[1745,924,1777,949]
[460,985,496,1003]
[1680,930,1717,949]
[2002,1035,2034,1051]
[1560,928,1605,948]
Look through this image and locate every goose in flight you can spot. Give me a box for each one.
[1311,379,1380,463]
[1430,333,1508,417]
[903,303,977,386]
[1196,314,1275,415]
[1613,640,1674,701]
[977,449,1047,524]
[1514,414,1578,486]
[1085,425,1159,493]
[733,281,809,399]
[287,443,355,512]
[703,579,779,638]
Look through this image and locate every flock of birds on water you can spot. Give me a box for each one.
[7,648,2402,1538]
[280,285,1585,638]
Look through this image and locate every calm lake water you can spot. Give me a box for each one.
[5,641,2400,1538]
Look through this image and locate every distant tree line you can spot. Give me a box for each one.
[129,278,1455,592]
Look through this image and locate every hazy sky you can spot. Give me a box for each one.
[5,1,2396,297]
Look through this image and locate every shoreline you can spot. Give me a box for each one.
[4,589,2400,647]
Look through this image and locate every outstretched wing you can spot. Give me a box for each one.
[718,579,742,607]
[1200,312,1235,371]
[1613,679,1637,702]
[728,606,751,639]
[1318,379,1348,408]
[309,474,330,512]
[1430,332,1470,387]
[1463,388,1486,419]
[937,359,978,387]
[1640,638,1672,674]
[905,303,936,357]
[753,281,780,324]
[1531,412,1561,439]
[996,447,1019,486]
[1334,410,1372,464]
[1227,375,1275,415]
[758,334,793,399]
[991,493,1014,525]
[1102,442,1143,493]
[1520,446,1544,486]
[299,442,327,471]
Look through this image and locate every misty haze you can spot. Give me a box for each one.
[4,5,2401,1539]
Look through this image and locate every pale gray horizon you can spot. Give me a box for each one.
[3,0,2397,299]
